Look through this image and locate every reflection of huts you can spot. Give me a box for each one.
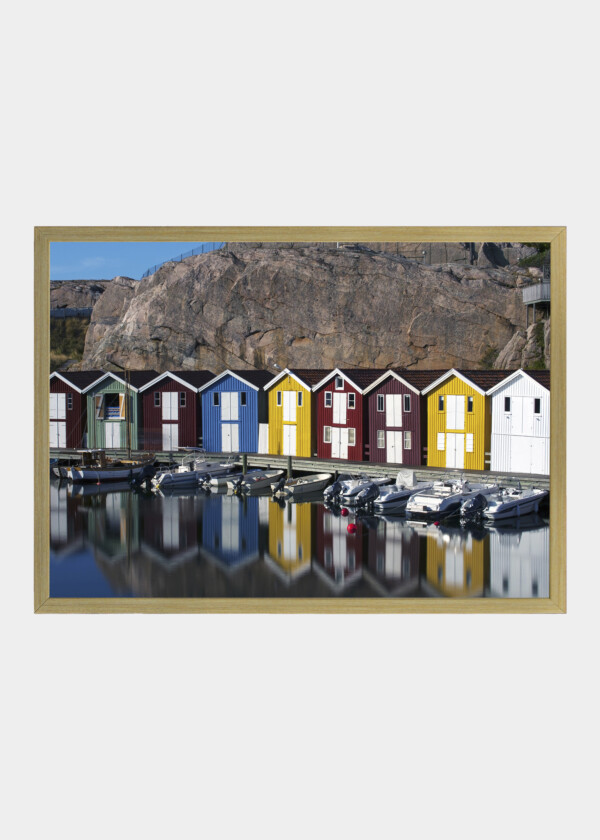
[199,370,272,453]
[264,369,323,457]
[313,505,365,592]
[139,371,213,451]
[487,370,550,475]
[85,488,141,563]
[50,481,87,555]
[139,492,203,567]
[422,369,509,470]
[363,517,421,595]
[201,493,260,571]
[265,499,313,583]
[488,521,549,597]
[49,370,104,449]
[423,525,487,597]
[86,371,159,450]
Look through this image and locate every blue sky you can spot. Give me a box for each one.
[50,242,223,281]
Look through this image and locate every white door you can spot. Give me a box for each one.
[50,421,67,448]
[340,428,349,460]
[50,393,66,420]
[385,394,403,427]
[386,430,403,463]
[333,392,347,424]
[331,427,340,458]
[446,395,465,430]
[283,391,296,422]
[162,423,179,451]
[446,433,464,469]
[105,423,120,448]
[162,392,178,421]
[510,397,524,435]
[258,424,269,454]
[221,392,239,421]
[222,424,239,452]
[283,424,296,456]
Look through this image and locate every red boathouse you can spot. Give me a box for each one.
[49,370,104,449]
[139,371,213,451]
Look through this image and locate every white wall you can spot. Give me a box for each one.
[491,374,550,473]
[2,6,598,840]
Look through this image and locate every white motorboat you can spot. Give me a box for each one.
[236,469,285,493]
[338,476,394,505]
[152,464,203,490]
[373,476,436,513]
[193,459,238,478]
[271,473,333,497]
[323,474,359,503]
[405,479,499,519]
[482,486,548,520]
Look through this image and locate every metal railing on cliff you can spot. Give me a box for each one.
[140,242,226,279]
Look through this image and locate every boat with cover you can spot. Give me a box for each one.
[233,469,285,493]
[373,471,435,514]
[481,485,548,520]
[271,473,333,497]
[405,478,499,519]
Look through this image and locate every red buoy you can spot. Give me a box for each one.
[340,508,349,517]
[434,521,440,526]
[347,523,357,534]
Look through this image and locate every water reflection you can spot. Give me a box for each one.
[49,480,550,599]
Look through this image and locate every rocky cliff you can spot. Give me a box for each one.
[77,243,550,372]
[51,279,110,309]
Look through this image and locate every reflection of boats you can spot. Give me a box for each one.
[406,479,498,519]
[338,476,393,505]
[68,480,133,497]
[373,473,435,514]
[271,472,333,497]
[482,486,548,520]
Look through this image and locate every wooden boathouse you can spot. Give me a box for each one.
[198,369,272,453]
[139,370,213,451]
[49,370,104,449]
[264,368,323,457]
[85,370,159,450]
[421,369,509,470]
[487,369,550,475]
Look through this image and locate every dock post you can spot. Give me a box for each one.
[287,456,292,478]
[242,453,247,474]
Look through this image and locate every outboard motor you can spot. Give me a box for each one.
[131,462,157,490]
[460,493,488,524]
[353,482,379,509]
[272,475,287,495]
[324,479,343,502]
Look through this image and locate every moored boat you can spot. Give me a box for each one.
[338,475,394,505]
[67,450,156,483]
[236,469,285,493]
[373,476,436,514]
[482,486,548,520]
[405,479,499,519]
[271,473,333,497]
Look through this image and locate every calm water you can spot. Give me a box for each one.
[50,480,550,599]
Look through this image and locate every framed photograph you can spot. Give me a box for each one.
[35,227,566,613]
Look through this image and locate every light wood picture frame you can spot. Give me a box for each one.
[34,226,566,613]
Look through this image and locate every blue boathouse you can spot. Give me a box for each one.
[199,369,271,453]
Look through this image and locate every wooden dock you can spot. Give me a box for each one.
[50,448,550,490]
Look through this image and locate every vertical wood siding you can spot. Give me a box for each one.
[488,526,549,597]
[50,379,87,448]
[367,378,423,465]
[425,527,488,597]
[267,500,313,577]
[426,375,489,470]
[314,505,365,590]
[201,494,259,568]
[141,378,200,451]
[267,375,313,456]
[315,377,365,460]
[201,374,265,453]
[489,375,550,474]
[86,379,141,449]
[366,518,420,592]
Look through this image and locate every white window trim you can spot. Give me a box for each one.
[324,391,332,408]
[403,394,411,413]
[323,425,332,443]
[348,428,356,446]
[335,376,344,390]
[438,395,444,411]
[404,431,412,449]
[213,392,220,407]
[180,392,186,407]
[377,394,384,412]
[348,393,356,409]
[467,396,474,413]
[154,392,161,407]
[240,391,247,406]
[377,430,385,448]
[276,391,282,406]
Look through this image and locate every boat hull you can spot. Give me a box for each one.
[483,492,547,520]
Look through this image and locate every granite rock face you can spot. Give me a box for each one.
[51,279,110,309]
[78,243,546,372]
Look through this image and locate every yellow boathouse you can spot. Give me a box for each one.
[264,369,322,457]
[422,369,507,471]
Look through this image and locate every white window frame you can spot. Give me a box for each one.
[298,391,303,407]
[404,430,412,450]
[403,394,410,413]
[323,425,332,443]
[377,394,384,412]
[438,395,444,411]
[67,394,73,410]
[348,428,356,446]
[154,392,161,407]
[467,396,473,413]
[180,391,186,407]
[377,429,385,449]
[348,393,356,409]
[335,376,344,390]
[324,391,332,408]
[213,392,220,407]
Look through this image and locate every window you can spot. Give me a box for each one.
[240,391,247,406]
[404,431,412,449]
[437,433,445,451]
[213,392,220,407]
[67,394,73,410]
[534,398,541,414]
[504,397,511,412]
[324,392,332,408]
[298,391,303,407]
[467,396,473,413]
[377,394,384,412]
[403,394,411,412]
[180,392,186,407]
[377,430,385,448]
[348,428,356,446]
[335,376,344,390]
[348,393,355,409]
[154,392,161,407]
[276,391,282,406]
[438,395,444,411]
[466,433,474,453]
[324,426,332,443]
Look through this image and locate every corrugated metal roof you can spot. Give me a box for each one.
[170,370,214,389]
[229,369,274,388]
[52,370,105,389]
